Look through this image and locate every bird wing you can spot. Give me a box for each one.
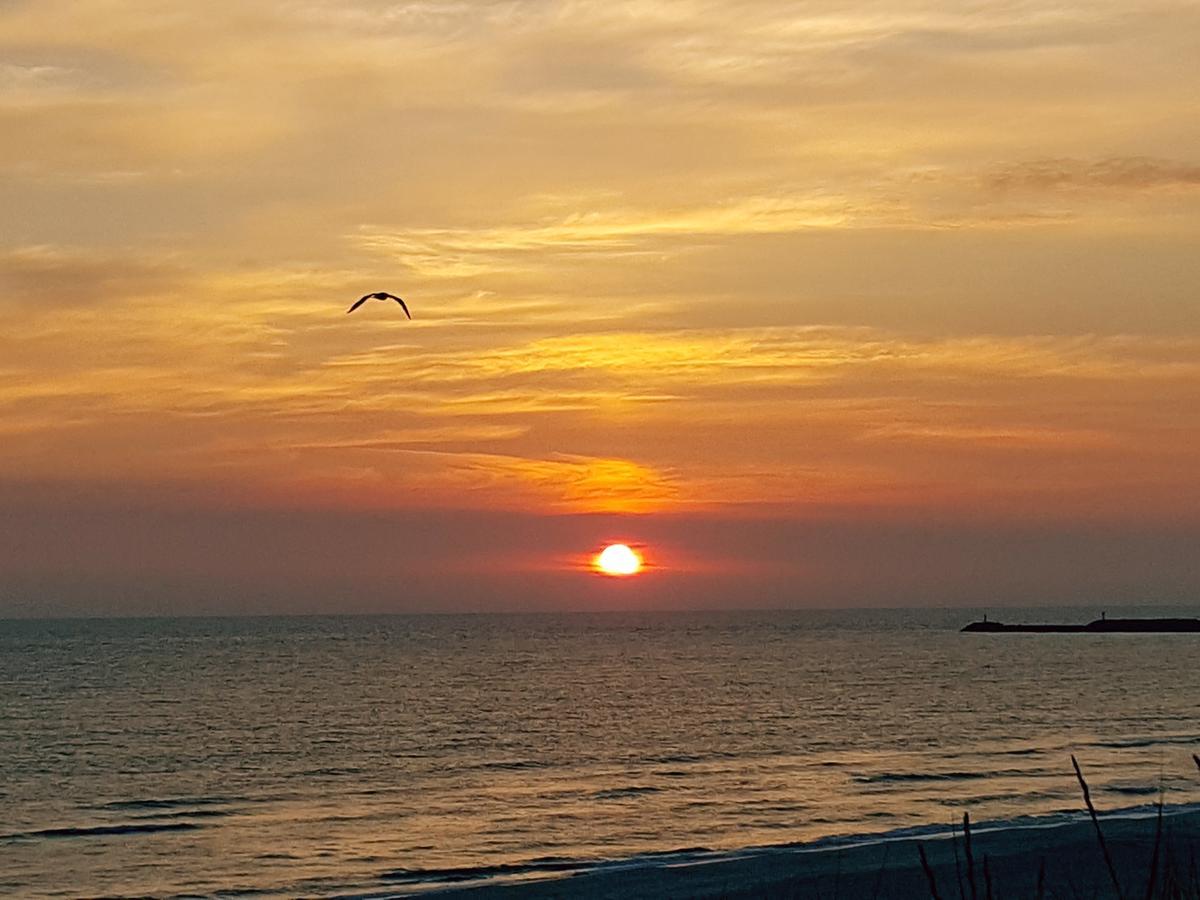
[347,295,371,314]
[389,295,411,319]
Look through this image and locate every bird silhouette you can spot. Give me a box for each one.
[347,292,411,319]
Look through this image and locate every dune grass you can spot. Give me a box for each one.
[909,756,1197,900]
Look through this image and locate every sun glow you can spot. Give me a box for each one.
[595,543,643,576]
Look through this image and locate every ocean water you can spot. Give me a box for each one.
[3,607,1200,898]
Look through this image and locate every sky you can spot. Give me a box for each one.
[2,0,1198,615]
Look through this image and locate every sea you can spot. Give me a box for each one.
[3,606,1200,898]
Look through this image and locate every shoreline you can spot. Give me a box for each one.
[425,805,1200,899]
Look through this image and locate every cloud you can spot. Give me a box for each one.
[0,61,77,98]
[354,196,882,276]
[408,449,681,513]
[860,422,1125,451]
[987,157,1200,192]
[0,244,187,308]
[2,295,1197,518]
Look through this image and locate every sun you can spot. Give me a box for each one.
[595,543,643,576]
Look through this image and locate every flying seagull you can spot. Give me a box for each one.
[347,291,411,319]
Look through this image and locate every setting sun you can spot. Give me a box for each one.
[595,544,643,576]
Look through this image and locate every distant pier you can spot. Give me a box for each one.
[962,614,1200,633]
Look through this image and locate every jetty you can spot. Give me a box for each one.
[962,613,1200,633]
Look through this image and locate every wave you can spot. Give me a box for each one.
[98,795,242,811]
[942,790,1070,807]
[853,766,1059,785]
[1087,736,1199,749]
[591,785,663,800]
[2,821,202,841]
[852,771,991,784]
[129,808,237,821]
[1106,784,1163,796]
[796,800,1200,853]
[378,846,719,888]
[380,858,590,885]
[471,759,552,771]
[640,750,741,765]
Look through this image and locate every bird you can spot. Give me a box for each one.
[347,291,411,319]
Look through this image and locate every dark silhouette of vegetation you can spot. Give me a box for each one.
[1143,798,1164,900]
[918,843,942,900]
[963,812,978,900]
[1073,753,1126,900]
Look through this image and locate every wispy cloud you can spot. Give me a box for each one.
[0,244,188,307]
[2,286,1197,514]
[987,157,1200,192]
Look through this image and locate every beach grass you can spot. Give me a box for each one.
[906,756,1195,900]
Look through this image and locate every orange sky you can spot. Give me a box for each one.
[1,1,1198,614]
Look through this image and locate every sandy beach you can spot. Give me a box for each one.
[438,808,1200,899]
